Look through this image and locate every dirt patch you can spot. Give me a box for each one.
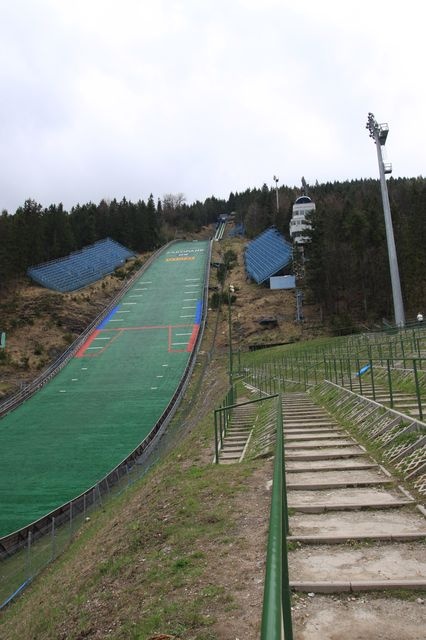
[209,234,323,353]
[208,459,273,640]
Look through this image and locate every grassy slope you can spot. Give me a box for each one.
[0,342,271,640]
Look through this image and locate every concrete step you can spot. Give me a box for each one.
[285,440,355,449]
[286,462,379,473]
[287,479,394,490]
[222,445,245,453]
[288,532,426,544]
[289,542,426,587]
[286,450,365,461]
[290,508,426,538]
[290,579,426,593]
[285,433,347,441]
[289,499,413,513]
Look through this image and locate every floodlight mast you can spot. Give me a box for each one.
[366,112,405,327]
[273,175,279,217]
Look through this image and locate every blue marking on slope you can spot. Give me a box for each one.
[98,305,121,329]
[194,300,202,325]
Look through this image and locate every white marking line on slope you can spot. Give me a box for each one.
[176,333,191,336]
[183,298,197,301]
[172,342,188,346]
[180,315,193,318]
[185,278,200,281]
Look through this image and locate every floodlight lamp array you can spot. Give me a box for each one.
[366,112,378,140]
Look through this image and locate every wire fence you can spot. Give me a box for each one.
[0,447,156,609]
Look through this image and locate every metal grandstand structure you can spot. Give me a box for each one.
[27,238,135,292]
[244,227,293,284]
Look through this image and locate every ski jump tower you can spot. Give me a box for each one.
[289,177,315,245]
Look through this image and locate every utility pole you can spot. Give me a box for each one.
[228,284,235,401]
[273,175,279,220]
[366,112,405,327]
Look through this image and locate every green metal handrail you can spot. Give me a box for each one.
[213,392,277,464]
[260,394,293,640]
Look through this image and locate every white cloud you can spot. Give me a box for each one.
[0,0,424,212]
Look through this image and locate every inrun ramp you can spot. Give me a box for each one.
[0,241,209,538]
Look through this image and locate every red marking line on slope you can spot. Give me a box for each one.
[75,329,100,358]
[187,325,199,352]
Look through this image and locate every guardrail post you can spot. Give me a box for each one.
[347,357,353,391]
[413,359,423,421]
[51,517,56,561]
[339,358,344,386]
[333,358,338,384]
[214,411,219,464]
[356,358,363,395]
[386,359,394,408]
[401,336,406,368]
[369,359,376,401]
[26,531,32,581]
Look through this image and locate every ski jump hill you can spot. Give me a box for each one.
[0,240,210,550]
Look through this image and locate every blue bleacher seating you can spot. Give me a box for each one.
[244,227,292,284]
[27,238,135,292]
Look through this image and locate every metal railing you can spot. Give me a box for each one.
[213,385,237,462]
[260,393,293,640]
[323,356,425,421]
[212,388,293,638]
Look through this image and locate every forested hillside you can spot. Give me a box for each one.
[1,176,425,324]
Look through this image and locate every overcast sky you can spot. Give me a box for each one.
[0,0,425,213]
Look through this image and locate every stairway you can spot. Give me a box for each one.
[283,392,426,598]
[218,401,257,464]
